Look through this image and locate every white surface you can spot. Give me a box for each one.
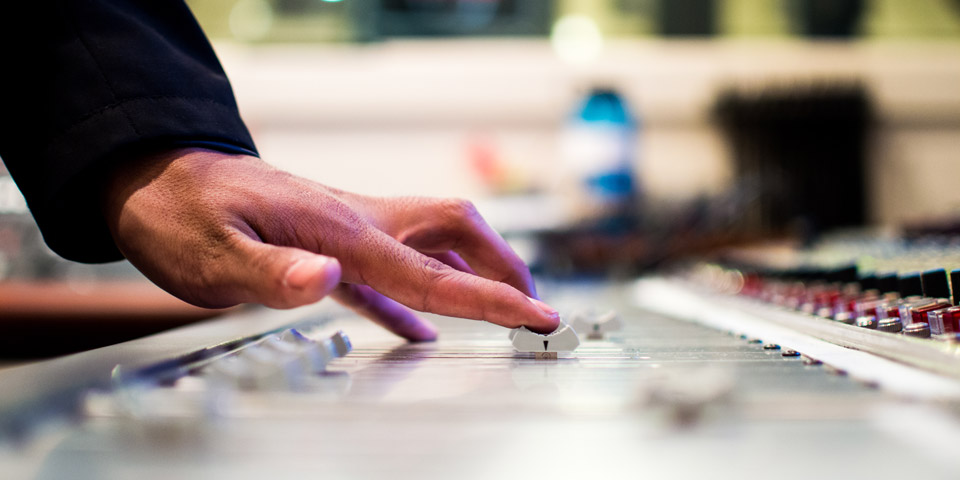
[210,40,960,223]
[4,288,960,480]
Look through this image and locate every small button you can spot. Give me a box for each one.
[856,316,877,329]
[877,317,903,333]
[903,322,931,338]
[802,356,822,366]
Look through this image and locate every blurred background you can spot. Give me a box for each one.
[2,0,960,356]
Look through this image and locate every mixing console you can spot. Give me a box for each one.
[664,235,960,377]
[3,278,960,479]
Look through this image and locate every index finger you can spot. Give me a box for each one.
[394,199,538,298]
[345,227,560,333]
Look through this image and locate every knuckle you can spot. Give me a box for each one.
[319,201,368,247]
[420,255,452,279]
[440,198,480,223]
[414,256,456,311]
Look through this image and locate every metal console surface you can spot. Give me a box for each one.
[3,281,960,480]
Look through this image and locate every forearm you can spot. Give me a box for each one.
[0,0,254,262]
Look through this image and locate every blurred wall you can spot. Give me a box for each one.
[216,39,960,227]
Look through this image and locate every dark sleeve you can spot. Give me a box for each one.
[0,0,258,263]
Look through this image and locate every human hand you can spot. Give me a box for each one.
[101,148,560,341]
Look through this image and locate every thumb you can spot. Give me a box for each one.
[231,239,342,309]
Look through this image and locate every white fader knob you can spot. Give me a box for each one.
[570,309,622,340]
[510,321,580,359]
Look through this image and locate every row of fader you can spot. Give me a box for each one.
[203,329,352,390]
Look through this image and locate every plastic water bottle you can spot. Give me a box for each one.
[558,88,638,227]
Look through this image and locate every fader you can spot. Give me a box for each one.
[509,321,580,359]
[570,309,622,339]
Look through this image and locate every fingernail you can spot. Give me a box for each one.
[284,257,331,290]
[528,296,559,319]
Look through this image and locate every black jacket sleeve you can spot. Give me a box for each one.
[0,0,257,263]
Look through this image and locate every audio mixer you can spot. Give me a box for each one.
[3,237,960,479]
